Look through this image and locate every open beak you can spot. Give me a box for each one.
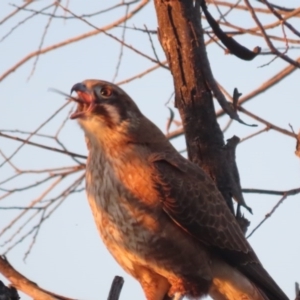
[70,83,95,119]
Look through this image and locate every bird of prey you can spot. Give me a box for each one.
[69,79,288,300]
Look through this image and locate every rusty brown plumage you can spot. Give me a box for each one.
[68,80,288,300]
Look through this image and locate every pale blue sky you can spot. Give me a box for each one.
[1,1,299,299]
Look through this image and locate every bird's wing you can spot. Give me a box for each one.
[149,151,253,257]
[149,151,288,300]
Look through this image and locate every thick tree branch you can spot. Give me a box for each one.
[153,0,249,214]
[0,257,125,300]
[0,280,19,300]
[107,276,124,300]
[0,256,74,300]
[167,55,300,140]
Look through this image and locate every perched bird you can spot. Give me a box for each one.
[69,79,288,300]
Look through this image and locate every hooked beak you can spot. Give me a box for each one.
[71,83,88,94]
[70,83,95,119]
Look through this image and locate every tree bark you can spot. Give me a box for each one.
[154,0,235,213]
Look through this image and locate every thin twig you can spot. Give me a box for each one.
[0,0,149,82]
[240,126,270,143]
[10,1,140,20]
[0,132,87,159]
[0,1,34,25]
[244,0,300,68]
[57,2,167,70]
[238,106,296,139]
[0,101,71,167]
[112,4,129,82]
[0,4,54,43]
[242,187,300,196]
[247,193,288,238]
[261,0,300,38]
[116,61,167,85]
[27,4,59,80]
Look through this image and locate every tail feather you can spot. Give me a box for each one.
[210,258,271,300]
[238,263,289,300]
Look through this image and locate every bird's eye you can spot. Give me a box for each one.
[100,87,112,98]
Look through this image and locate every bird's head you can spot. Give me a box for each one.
[69,79,174,155]
[70,80,144,144]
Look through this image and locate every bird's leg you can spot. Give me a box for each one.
[172,293,183,300]
[136,266,171,300]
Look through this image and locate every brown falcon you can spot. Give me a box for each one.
[69,79,288,300]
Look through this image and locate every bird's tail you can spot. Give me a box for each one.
[238,263,289,300]
[209,258,273,300]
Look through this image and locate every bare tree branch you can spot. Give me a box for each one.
[0,256,74,300]
[107,276,124,300]
[0,0,150,82]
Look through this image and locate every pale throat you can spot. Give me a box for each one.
[79,118,131,156]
